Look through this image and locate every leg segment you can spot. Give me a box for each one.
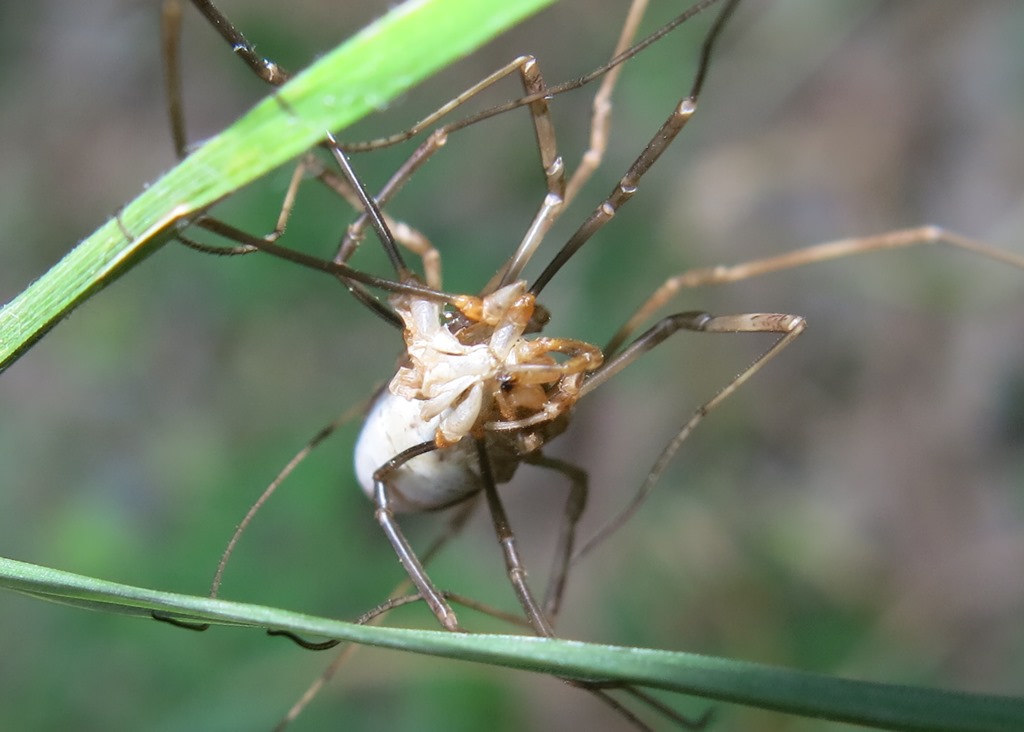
[530,0,742,296]
[606,226,1024,357]
[272,496,481,730]
[333,51,570,286]
[186,0,289,85]
[174,154,312,257]
[372,441,462,631]
[474,440,708,730]
[161,0,188,159]
[491,0,652,290]
[576,311,806,560]
[522,453,589,622]
[162,0,290,159]
[311,159,443,290]
[208,400,368,600]
[333,0,662,291]
[475,439,554,636]
[161,1,418,291]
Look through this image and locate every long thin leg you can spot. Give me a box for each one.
[531,0,741,296]
[164,35,568,282]
[168,0,671,296]
[208,399,368,599]
[331,50,570,281]
[166,2,564,308]
[575,311,806,560]
[164,0,734,323]
[176,150,443,301]
[334,0,729,156]
[161,1,414,290]
[173,158,434,325]
[270,588,532,732]
[522,453,588,622]
[161,0,188,159]
[272,496,481,731]
[329,22,605,289]
[284,156,445,288]
[330,129,449,275]
[605,226,1024,357]
[311,159,443,289]
[305,462,705,731]
[492,0,651,291]
[179,217,404,329]
[268,590,532,652]
[177,214,465,307]
[174,154,313,257]
[372,441,462,631]
[474,441,708,730]
[339,54,562,156]
[162,0,290,160]
[475,440,554,636]
[169,0,572,278]
[150,397,369,637]
[187,0,290,84]
[565,0,650,209]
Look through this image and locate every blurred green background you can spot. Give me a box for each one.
[2,1,1023,730]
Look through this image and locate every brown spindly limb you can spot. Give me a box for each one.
[575,311,805,561]
[476,440,709,730]
[605,226,1024,358]
[272,498,481,732]
[372,441,462,632]
[208,400,368,600]
[521,453,588,621]
[530,0,742,296]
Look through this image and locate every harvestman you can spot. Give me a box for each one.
[159,1,745,727]
[155,0,1024,727]
[158,0,757,630]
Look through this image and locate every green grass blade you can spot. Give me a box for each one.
[0,0,555,371]
[2,556,1020,732]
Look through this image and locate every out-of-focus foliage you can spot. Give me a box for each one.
[1,1,1022,730]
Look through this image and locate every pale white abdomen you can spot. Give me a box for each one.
[354,389,480,513]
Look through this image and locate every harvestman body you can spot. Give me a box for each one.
[157,0,1024,728]
[354,279,601,512]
